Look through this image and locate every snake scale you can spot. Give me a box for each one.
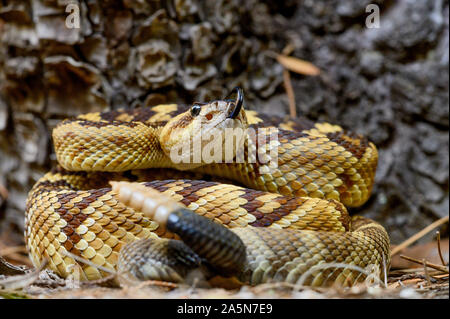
[25,88,390,287]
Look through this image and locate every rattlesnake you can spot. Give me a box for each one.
[25,88,390,286]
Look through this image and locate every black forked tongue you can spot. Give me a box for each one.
[225,87,244,119]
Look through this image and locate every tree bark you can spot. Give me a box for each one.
[0,0,448,252]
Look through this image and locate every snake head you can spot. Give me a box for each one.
[160,88,248,170]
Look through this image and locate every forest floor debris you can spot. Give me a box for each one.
[0,216,448,299]
[0,266,448,299]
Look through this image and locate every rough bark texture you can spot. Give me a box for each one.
[0,0,448,253]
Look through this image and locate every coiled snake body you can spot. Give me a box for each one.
[25,89,390,287]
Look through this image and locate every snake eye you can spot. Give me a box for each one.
[191,104,201,117]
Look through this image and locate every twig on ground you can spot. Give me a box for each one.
[391,216,449,256]
[436,231,447,266]
[389,269,444,277]
[0,256,28,276]
[0,259,47,290]
[134,280,178,290]
[62,251,115,275]
[422,259,432,285]
[283,70,296,118]
[281,44,297,118]
[383,254,388,288]
[430,273,448,280]
[400,255,449,273]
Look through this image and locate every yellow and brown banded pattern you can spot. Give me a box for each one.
[25,103,389,285]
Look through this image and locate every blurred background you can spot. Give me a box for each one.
[0,0,448,267]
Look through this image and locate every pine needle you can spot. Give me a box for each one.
[391,216,449,256]
[399,255,449,274]
[436,231,447,266]
[276,54,321,76]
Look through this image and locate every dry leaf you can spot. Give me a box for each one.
[208,275,244,289]
[276,54,320,76]
[0,183,8,200]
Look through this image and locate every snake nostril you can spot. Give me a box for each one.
[205,112,213,121]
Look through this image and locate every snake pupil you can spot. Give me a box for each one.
[191,104,201,117]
